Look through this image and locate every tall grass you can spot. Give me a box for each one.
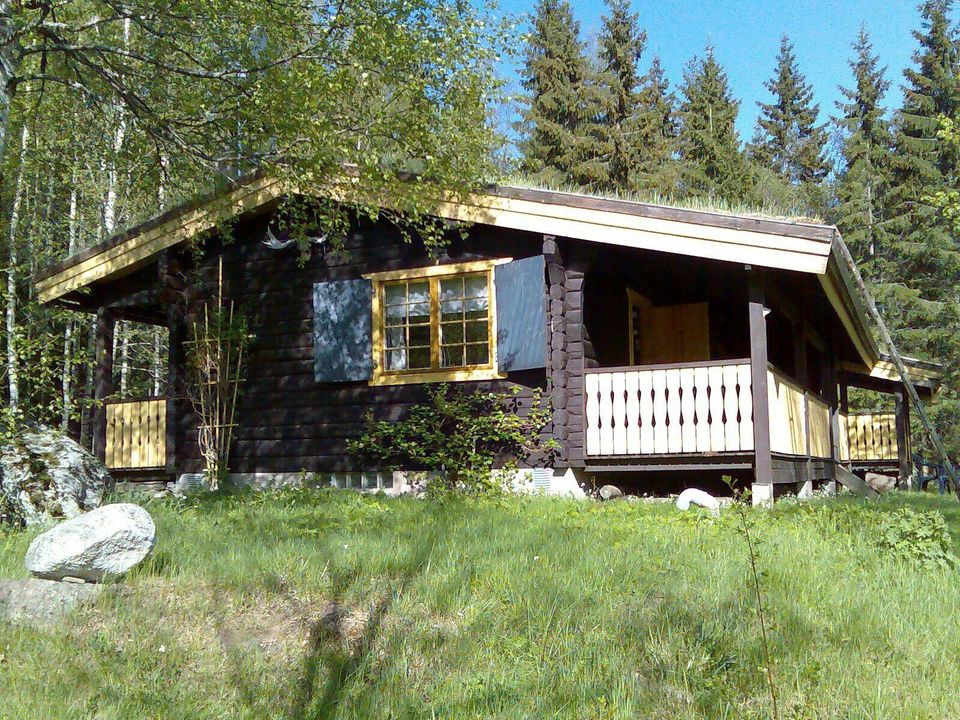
[0,490,958,719]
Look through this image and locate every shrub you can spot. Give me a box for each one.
[877,508,957,569]
[348,384,556,496]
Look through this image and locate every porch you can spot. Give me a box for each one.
[583,361,905,473]
[562,237,931,493]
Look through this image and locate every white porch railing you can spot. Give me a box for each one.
[584,360,754,457]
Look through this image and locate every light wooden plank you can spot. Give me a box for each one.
[638,371,655,453]
[611,372,627,455]
[625,372,641,454]
[585,373,600,456]
[722,364,740,451]
[679,367,697,453]
[708,365,726,452]
[156,400,167,462]
[693,366,711,453]
[651,370,668,453]
[737,364,754,451]
[105,405,116,469]
[598,372,614,456]
[666,369,683,453]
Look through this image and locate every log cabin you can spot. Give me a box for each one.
[35,173,943,501]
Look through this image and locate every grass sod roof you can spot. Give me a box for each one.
[34,169,931,375]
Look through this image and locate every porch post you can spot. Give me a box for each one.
[895,390,912,488]
[747,268,773,500]
[92,307,115,463]
[160,250,186,476]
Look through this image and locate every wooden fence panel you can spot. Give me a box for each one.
[842,412,898,462]
[105,399,167,470]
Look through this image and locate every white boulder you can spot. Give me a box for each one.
[24,503,156,582]
[0,425,113,526]
[675,488,720,512]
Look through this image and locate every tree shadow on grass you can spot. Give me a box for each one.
[290,519,445,719]
[211,504,453,720]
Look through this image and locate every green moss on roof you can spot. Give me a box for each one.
[498,176,826,226]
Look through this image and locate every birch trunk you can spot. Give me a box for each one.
[152,328,163,395]
[79,316,97,449]
[119,323,130,396]
[5,124,27,409]
[61,180,79,430]
[0,0,17,168]
[102,19,131,237]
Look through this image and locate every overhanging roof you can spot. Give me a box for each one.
[840,354,944,399]
[35,171,883,368]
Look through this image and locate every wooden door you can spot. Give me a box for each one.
[630,296,710,365]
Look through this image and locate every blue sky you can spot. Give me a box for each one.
[496,0,936,141]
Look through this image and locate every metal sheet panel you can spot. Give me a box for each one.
[313,279,373,382]
[495,256,546,372]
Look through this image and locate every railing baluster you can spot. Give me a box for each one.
[625,372,641,455]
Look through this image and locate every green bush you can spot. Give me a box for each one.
[877,508,957,568]
[348,384,556,496]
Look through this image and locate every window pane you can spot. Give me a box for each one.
[384,284,406,305]
[409,325,431,348]
[465,295,488,317]
[464,275,487,298]
[440,299,463,322]
[387,350,407,371]
[441,322,464,344]
[441,345,464,368]
[409,347,431,369]
[385,303,405,325]
[440,277,463,301]
[408,303,430,323]
[466,343,489,365]
[465,320,487,343]
[386,327,405,349]
[407,281,429,305]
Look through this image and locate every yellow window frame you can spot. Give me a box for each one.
[364,259,511,386]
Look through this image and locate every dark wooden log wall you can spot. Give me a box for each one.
[172,214,548,475]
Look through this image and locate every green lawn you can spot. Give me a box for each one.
[1,489,959,719]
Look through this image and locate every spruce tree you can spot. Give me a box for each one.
[592,0,646,191]
[519,0,591,186]
[752,35,829,184]
[833,29,894,267]
[633,56,680,194]
[884,0,960,453]
[677,46,751,201]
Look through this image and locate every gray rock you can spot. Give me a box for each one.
[0,425,113,526]
[0,578,102,626]
[599,484,623,501]
[865,472,897,494]
[25,503,156,582]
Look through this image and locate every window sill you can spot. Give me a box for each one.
[368,367,506,386]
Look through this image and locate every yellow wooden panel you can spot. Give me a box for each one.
[105,404,117,469]
[102,399,167,470]
[156,400,167,464]
[838,413,850,462]
[767,370,807,456]
[676,303,711,363]
[122,402,133,469]
[808,398,831,458]
[638,302,709,365]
